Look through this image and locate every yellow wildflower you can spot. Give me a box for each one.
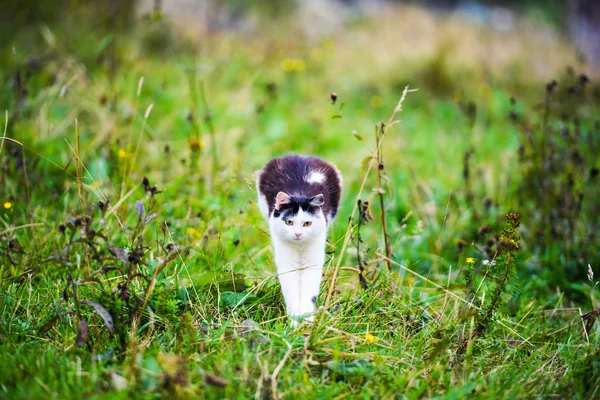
[118,149,132,159]
[466,257,475,264]
[188,138,205,151]
[3,201,12,209]
[186,227,202,240]
[370,95,383,108]
[281,58,306,73]
[365,333,379,343]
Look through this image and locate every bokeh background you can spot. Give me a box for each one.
[1,1,599,398]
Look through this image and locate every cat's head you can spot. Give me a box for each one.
[269,192,327,243]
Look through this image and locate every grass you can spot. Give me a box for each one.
[1,4,599,399]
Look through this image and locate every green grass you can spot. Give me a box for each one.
[1,5,599,399]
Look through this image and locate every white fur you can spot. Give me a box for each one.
[305,170,325,184]
[268,208,327,323]
[256,174,270,220]
[258,193,269,220]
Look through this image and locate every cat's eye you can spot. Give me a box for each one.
[285,219,293,226]
[303,221,312,227]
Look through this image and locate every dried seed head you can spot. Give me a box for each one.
[546,80,557,94]
[58,224,66,234]
[330,92,338,104]
[505,212,520,228]
[266,82,277,95]
[483,197,493,210]
[478,225,490,235]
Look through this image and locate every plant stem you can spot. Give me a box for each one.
[199,80,218,191]
[376,123,392,271]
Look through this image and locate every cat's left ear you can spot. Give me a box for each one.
[309,194,324,207]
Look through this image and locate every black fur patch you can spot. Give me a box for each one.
[274,196,320,219]
[257,155,342,223]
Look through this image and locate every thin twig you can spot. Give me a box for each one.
[375,123,392,271]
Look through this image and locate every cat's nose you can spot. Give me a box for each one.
[295,233,302,238]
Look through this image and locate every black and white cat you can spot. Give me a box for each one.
[257,155,342,324]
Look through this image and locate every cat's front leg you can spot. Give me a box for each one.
[277,265,323,324]
[277,266,304,321]
[296,264,323,320]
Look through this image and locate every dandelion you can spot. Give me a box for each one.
[370,95,383,108]
[3,201,11,209]
[365,333,379,343]
[466,257,475,264]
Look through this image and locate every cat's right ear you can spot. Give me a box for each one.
[275,192,291,210]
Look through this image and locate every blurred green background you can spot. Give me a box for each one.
[1,0,599,398]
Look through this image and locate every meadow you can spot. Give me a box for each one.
[1,3,599,398]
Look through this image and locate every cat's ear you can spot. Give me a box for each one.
[309,194,324,207]
[275,192,291,209]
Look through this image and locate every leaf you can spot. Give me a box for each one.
[426,337,451,361]
[144,212,158,224]
[111,247,129,264]
[81,300,114,333]
[360,156,375,177]
[158,353,188,386]
[110,372,128,391]
[581,309,600,335]
[140,356,161,391]
[331,114,342,119]
[239,318,270,344]
[325,358,375,377]
[88,157,109,182]
[220,292,257,309]
[38,314,59,335]
[135,200,145,220]
[352,130,363,141]
[203,371,228,387]
[382,175,394,204]
[76,319,89,347]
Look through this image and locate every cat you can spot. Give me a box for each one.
[256,155,342,324]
